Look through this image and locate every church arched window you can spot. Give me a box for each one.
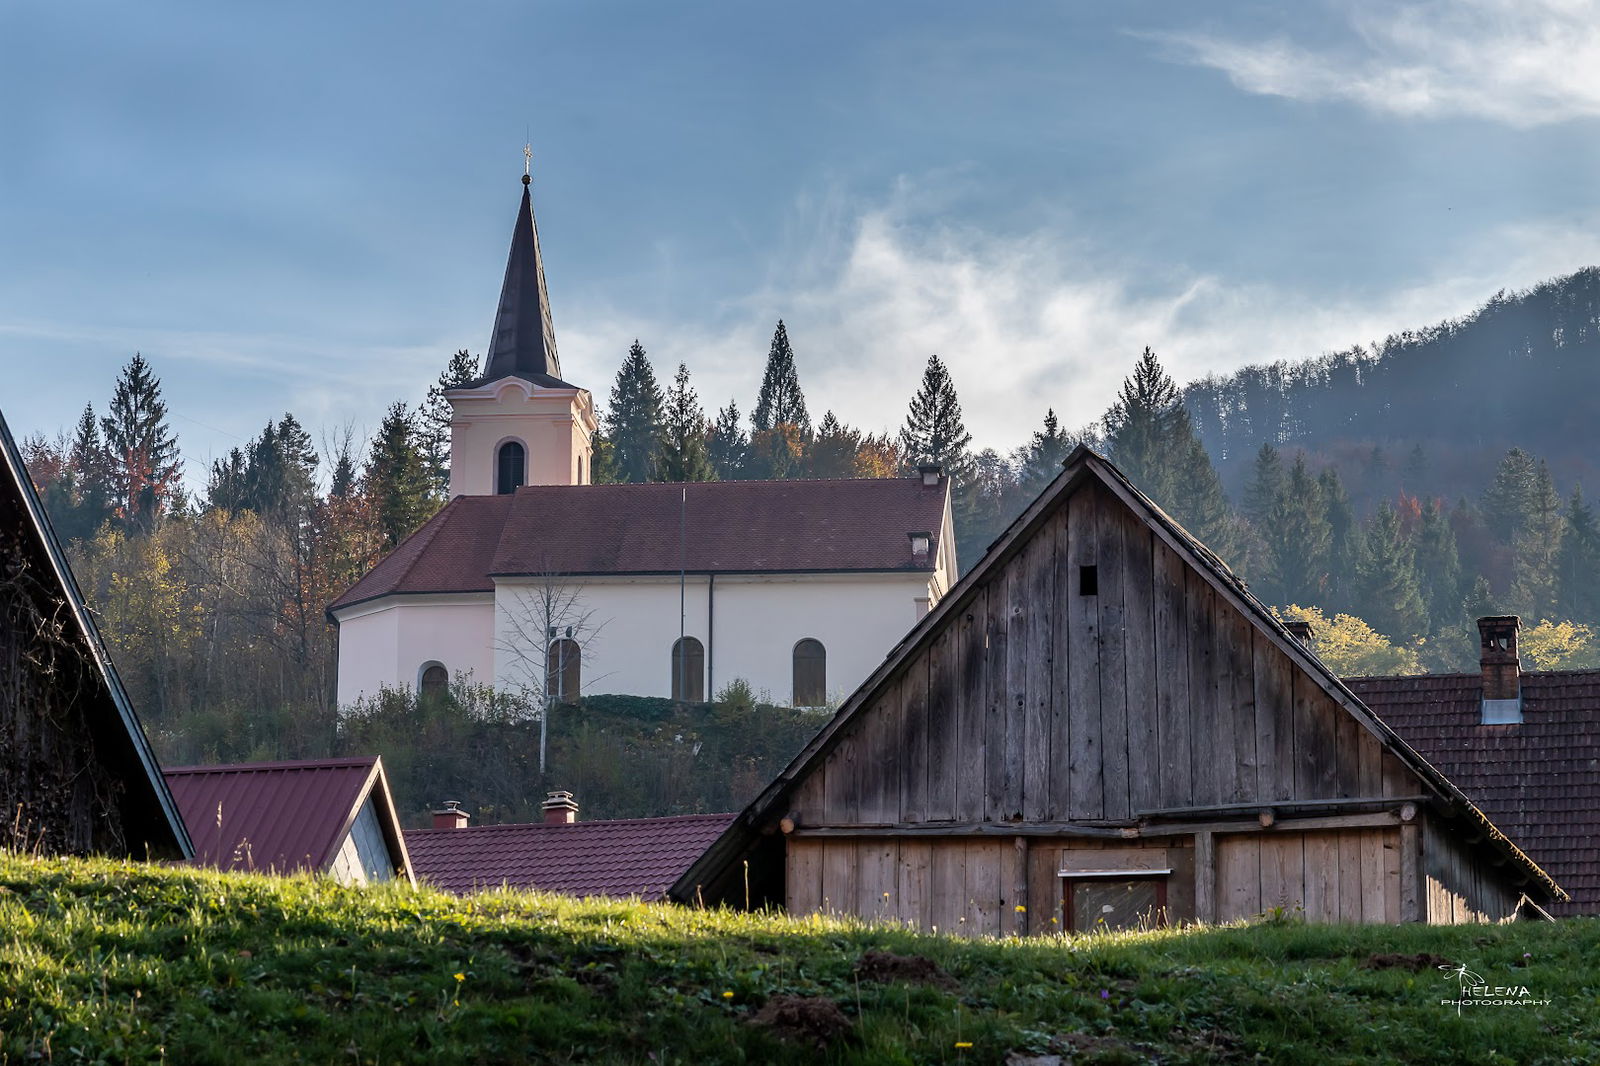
[496,440,526,495]
[546,638,581,704]
[419,662,448,699]
[793,639,826,706]
[671,637,705,702]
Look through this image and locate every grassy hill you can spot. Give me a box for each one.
[4,856,1597,1064]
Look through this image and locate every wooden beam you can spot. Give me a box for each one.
[1193,830,1216,924]
[1136,796,1431,820]
[790,822,1136,839]
[1400,821,1422,923]
[1012,837,1029,936]
[1144,811,1403,837]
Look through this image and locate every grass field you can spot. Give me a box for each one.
[1,854,1595,1064]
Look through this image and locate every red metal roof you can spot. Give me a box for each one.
[1348,671,1600,917]
[163,757,400,876]
[404,813,736,899]
[330,477,949,613]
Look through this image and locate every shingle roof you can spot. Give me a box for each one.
[163,757,409,880]
[330,477,949,613]
[405,813,736,899]
[1347,671,1600,917]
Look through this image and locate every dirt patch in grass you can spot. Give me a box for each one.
[749,995,854,1048]
[1363,952,1453,972]
[853,949,959,991]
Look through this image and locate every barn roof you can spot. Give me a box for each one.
[1347,670,1600,916]
[163,756,412,882]
[0,409,191,860]
[672,446,1561,905]
[330,475,950,614]
[405,813,734,899]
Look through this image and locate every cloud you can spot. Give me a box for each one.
[560,202,1600,455]
[1154,0,1600,127]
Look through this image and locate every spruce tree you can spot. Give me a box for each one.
[101,353,182,533]
[1016,408,1073,500]
[361,402,438,548]
[588,428,621,485]
[66,404,114,538]
[1274,454,1331,607]
[1481,447,1539,543]
[655,364,715,483]
[806,411,864,479]
[605,341,665,484]
[207,448,250,512]
[1510,459,1563,618]
[1556,487,1600,624]
[1356,499,1427,641]
[706,400,750,481]
[421,350,480,492]
[752,320,810,435]
[1414,498,1464,631]
[1244,444,1286,528]
[1319,467,1362,607]
[898,354,973,481]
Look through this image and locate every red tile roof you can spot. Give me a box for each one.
[1347,671,1600,916]
[330,477,949,612]
[163,757,405,877]
[404,813,736,899]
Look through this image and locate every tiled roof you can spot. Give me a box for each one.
[404,813,736,899]
[330,477,949,612]
[164,757,393,875]
[1347,671,1600,916]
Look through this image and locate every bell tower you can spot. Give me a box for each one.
[445,160,596,497]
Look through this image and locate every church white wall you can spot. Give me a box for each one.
[334,594,495,706]
[446,378,596,496]
[493,572,941,705]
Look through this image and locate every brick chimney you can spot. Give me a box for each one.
[541,790,579,825]
[917,463,942,488]
[431,800,469,830]
[1478,616,1523,724]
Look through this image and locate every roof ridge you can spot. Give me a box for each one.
[163,756,379,774]
[406,812,735,834]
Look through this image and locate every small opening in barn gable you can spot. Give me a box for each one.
[1079,565,1098,596]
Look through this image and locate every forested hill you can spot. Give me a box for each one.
[1186,267,1600,506]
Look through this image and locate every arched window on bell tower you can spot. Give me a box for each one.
[496,440,526,495]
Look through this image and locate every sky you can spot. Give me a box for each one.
[5,0,1600,487]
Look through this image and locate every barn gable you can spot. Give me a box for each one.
[674,447,1558,929]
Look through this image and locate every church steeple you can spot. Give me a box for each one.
[482,161,562,384]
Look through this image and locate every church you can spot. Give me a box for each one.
[331,172,958,708]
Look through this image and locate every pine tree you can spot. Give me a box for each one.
[65,404,114,539]
[1016,408,1073,500]
[1414,498,1463,631]
[421,350,480,492]
[706,400,749,481]
[605,341,665,484]
[1319,467,1361,607]
[1243,444,1289,604]
[101,353,182,533]
[1244,444,1286,528]
[1274,454,1331,607]
[654,364,715,483]
[361,402,438,548]
[207,448,250,512]
[1356,499,1427,641]
[806,411,864,479]
[1556,486,1600,624]
[1510,459,1563,618]
[1481,447,1539,543]
[898,354,973,481]
[588,427,620,485]
[752,320,810,435]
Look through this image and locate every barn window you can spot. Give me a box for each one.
[793,639,826,706]
[545,638,581,703]
[419,663,448,699]
[1079,565,1098,596]
[671,637,705,702]
[1063,876,1168,932]
[496,440,526,495]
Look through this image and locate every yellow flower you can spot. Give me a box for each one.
[954,1041,973,1049]
[1014,905,1026,913]
[454,972,465,982]
[722,990,734,999]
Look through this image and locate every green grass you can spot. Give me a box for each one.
[1,855,1596,1065]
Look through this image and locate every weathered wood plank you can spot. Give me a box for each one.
[954,592,988,823]
[1152,540,1191,808]
[857,697,895,826]
[821,727,860,823]
[1066,488,1103,818]
[1216,835,1260,921]
[1361,828,1387,922]
[1335,704,1362,799]
[1188,575,1220,807]
[1028,844,1063,935]
[789,767,828,827]
[1022,528,1055,821]
[856,838,898,921]
[1336,830,1364,922]
[1098,488,1132,821]
[897,652,928,823]
[1357,729,1383,800]
[820,840,857,917]
[1048,509,1074,820]
[924,629,957,822]
[1259,833,1304,914]
[1193,830,1216,923]
[1253,634,1295,803]
[984,575,1013,823]
[786,840,825,916]
[896,839,932,929]
[1399,821,1421,922]
[1122,513,1159,815]
[1382,826,1402,924]
[928,841,966,935]
[1012,837,1030,936]
[1226,604,1257,805]
[966,840,1003,936]
[1302,831,1335,922]
[1380,749,1412,799]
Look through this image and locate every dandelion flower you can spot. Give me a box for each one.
[1014,905,1026,913]
[954,1042,973,1049]
[454,973,466,982]
[722,990,734,999]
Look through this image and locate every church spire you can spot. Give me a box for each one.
[482,151,562,384]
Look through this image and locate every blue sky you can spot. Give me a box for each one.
[5,0,1600,484]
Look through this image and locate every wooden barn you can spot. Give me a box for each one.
[673,447,1562,931]
[0,410,191,860]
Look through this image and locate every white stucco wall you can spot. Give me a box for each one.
[492,572,942,705]
[334,594,495,706]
